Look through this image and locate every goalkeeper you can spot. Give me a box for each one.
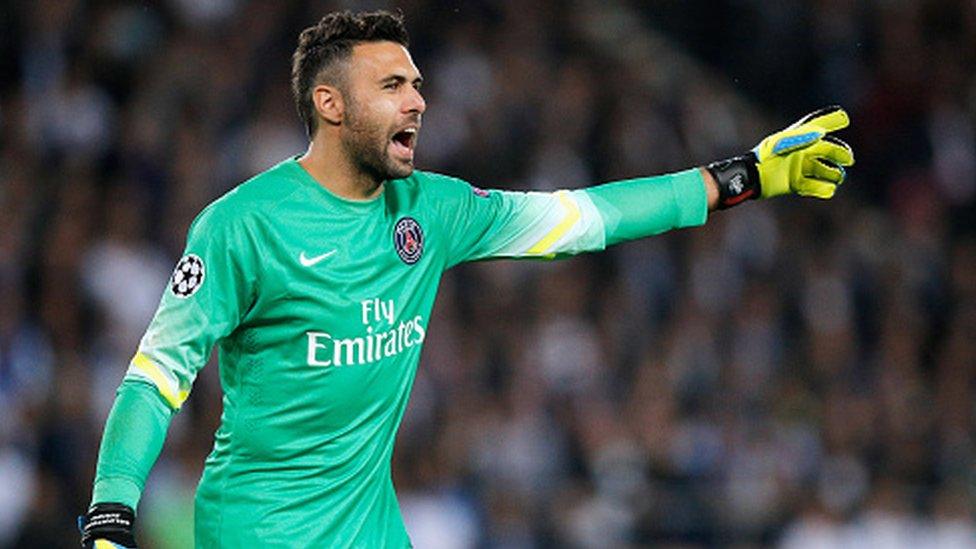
[80,9,853,548]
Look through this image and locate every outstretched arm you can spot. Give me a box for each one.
[436,106,853,266]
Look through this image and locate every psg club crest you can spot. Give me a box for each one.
[171,254,205,298]
[393,217,424,265]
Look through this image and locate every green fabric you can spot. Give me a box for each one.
[90,158,708,546]
[424,173,606,265]
[585,168,708,245]
[92,380,174,511]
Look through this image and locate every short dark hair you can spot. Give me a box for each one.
[291,10,410,138]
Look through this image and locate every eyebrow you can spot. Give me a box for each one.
[380,74,424,86]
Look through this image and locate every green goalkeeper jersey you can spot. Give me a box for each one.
[92,157,707,547]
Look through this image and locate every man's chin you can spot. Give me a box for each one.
[386,159,415,180]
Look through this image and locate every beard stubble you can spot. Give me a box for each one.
[341,97,413,184]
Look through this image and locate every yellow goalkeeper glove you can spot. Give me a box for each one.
[707,106,855,208]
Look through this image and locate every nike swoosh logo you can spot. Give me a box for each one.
[299,250,337,267]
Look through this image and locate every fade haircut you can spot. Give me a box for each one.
[291,10,410,138]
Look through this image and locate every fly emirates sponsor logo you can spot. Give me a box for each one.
[306,298,426,367]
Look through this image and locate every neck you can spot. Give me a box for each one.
[298,138,384,201]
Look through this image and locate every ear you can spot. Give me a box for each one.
[312,84,344,126]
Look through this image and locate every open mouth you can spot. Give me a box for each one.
[390,127,417,161]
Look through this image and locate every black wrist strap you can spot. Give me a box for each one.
[80,503,137,547]
[706,153,761,209]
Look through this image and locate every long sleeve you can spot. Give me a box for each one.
[584,168,707,246]
[422,168,708,268]
[90,196,260,509]
[90,380,173,509]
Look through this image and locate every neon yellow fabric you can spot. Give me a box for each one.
[754,106,855,199]
[526,191,581,255]
[131,352,190,409]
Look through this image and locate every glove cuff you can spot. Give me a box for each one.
[706,153,761,209]
[80,503,137,548]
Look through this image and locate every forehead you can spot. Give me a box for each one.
[348,41,420,80]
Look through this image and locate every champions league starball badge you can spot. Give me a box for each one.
[393,217,424,265]
[171,254,205,298]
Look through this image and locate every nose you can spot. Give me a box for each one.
[405,86,426,115]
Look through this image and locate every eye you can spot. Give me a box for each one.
[384,81,401,91]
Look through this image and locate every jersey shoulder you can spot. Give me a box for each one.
[393,170,488,204]
[190,158,305,233]
[408,170,472,194]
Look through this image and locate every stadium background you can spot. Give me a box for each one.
[1,0,974,547]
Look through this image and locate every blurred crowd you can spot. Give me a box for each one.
[1,0,974,547]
